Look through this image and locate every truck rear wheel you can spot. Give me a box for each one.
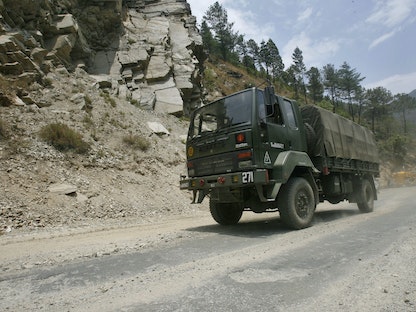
[278,177,315,230]
[209,199,243,225]
[357,179,374,213]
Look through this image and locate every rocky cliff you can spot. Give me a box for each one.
[0,0,204,115]
[0,0,206,232]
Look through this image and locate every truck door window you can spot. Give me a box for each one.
[257,90,266,121]
[283,100,297,128]
[264,96,283,125]
[274,100,284,125]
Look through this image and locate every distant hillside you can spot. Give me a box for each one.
[202,59,294,103]
[405,89,416,127]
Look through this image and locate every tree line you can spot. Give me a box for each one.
[200,1,416,164]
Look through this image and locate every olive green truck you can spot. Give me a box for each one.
[180,87,379,229]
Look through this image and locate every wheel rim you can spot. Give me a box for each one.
[295,190,310,218]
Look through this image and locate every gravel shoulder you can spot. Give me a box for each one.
[0,205,209,274]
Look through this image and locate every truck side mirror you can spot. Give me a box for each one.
[264,86,276,117]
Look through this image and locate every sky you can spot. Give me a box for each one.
[187,0,416,95]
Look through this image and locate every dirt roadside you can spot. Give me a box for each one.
[0,205,210,274]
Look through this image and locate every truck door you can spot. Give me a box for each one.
[280,98,304,151]
[264,97,289,165]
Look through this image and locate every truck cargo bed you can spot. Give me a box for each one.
[301,105,379,173]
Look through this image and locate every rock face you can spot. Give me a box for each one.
[0,0,204,115]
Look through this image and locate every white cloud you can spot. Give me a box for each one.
[365,71,416,94]
[226,8,274,43]
[186,0,274,42]
[369,30,397,49]
[297,7,313,22]
[282,32,340,69]
[366,0,416,27]
[187,0,210,24]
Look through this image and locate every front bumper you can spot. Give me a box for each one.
[179,169,269,191]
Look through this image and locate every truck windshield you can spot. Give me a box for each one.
[190,89,253,138]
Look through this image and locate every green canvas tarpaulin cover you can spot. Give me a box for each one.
[301,105,379,164]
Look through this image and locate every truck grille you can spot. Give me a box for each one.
[193,154,235,176]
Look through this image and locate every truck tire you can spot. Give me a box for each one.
[209,199,243,225]
[357,179,374,213]
[278,177,316,230]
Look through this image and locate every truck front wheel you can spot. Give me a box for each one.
[209,199,243,225]
[357,179,375,213]
[278,177,316,230]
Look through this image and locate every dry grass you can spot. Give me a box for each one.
[203,60,294,100]
[39,123,90,154]
[0,118,7,140]
[122,134,150,151]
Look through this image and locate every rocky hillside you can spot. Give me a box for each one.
[0,0,204,115]
[0,0,206,233]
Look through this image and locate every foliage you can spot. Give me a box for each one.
[338,62,365,121]
[122,134,150,151]
[39,123,90,154]
[364,86,393,132]
[316,99,333,111]
[306,67,323,104]
[392,93,416,134]
[322,64,339,112]
[379,134,408,164]
[241,39,258,73]
[259,39,284,80]
[200,20,216,56]
[203,67,217,92]
[202,1,240,62]
[290,47,307,102]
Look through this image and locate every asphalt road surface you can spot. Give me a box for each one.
[1,187,415,311]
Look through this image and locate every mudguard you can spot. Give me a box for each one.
[273,151,319,183]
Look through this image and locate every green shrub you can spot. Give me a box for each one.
[39,123,90,154]
[123,134,150,151]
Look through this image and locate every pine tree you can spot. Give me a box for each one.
[236,39,259,74]
[365,87,393,133]
[246,39,260,67]
[267,39,284,81]
[259,39,284,81]
[322,64,339,112]
[392,93,416,134]
[202,1,239,62]
[338,61,365,121]
[291,47,307,102]
[200,20,216,55]
[306,67,323,104]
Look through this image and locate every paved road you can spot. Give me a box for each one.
[1,187,416,311]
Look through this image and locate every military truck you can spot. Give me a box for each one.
[180,87,379,229]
